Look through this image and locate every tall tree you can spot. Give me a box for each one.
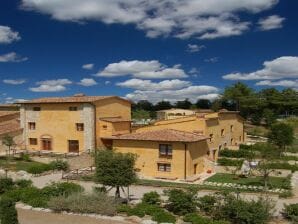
[196,99,211,109]
[268,122,294,153]
[135,100,154,111]
[95,150,137,198]
[175,98,192,109]
[154,101,172,111]
[2,134,15,157]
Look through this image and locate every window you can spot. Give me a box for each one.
[29,138,37,145]
[158,163,171,172]
[28,122,36,130]
[76,123,84,131]
[230,125,234,132]
[68,140,79,153]
[239,136,242,141]
[33,107,41,111]
[209,134,214,142]
[159,144,172,157]
[221,129,225,137]
[69,107,78,111]
[102,125,107,130]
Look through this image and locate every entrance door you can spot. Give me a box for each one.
[41,138,52,150]
[68,140,79,153]
[194,164,198,175]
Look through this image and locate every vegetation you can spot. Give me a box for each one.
[141,191,161,205]
[0,196,19,224]
[95,150,137,198]
[184,213,229,224]
[2,134,16,158]
[283,203,298,222]
[268,123,294,153]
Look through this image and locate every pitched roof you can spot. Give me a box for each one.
[105,129,208,142]
[0,111,19,117]
[99,117,131,123]
[0,119,22,136]
[18,95,130,104]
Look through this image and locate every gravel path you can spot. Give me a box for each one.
[17,208,131,224]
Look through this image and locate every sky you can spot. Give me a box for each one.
[0,0,297,104]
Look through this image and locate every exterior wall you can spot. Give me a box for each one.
[113,139,209,179]
[82,103,95,151]
[95,98,131,147]
[157,109,195,120]
[23,103,86,153]
[0,130,23,152]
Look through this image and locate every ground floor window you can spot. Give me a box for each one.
[159,144,172,157]
[29,138,37,145]
[157,163,171,172]
[68,140,79,153]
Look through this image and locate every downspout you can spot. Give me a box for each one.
[184,143,187,180]
[92,103,97,151]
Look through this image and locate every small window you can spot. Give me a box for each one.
[28,122,36,130]
[158,163,171,172]
[69,107,78,111]
[76,123,84,131]
[29,138,37,145]
[209,134,214,143]
[230,125,234,132]
[221,129,225,137]
[159,144,172,157]
[102,125,107,130]
[239,136,242,141]
[33,107,41,111]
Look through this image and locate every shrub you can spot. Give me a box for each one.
[283,203,298,221]
[142,191,161,205]
[48,192,117,216]
[219,149,254,158]
[217,158,243,166]
[20,153,31,162]
[49,160,69,171]
[14,179,32,188]
[151,210,176,223]
[165,188,197,215]
[27,163,52,174]
[0,178,14,194]
[18,187,48,207]
[0,197,18,224]
[279,190,294,198]
[267,162,298,172]
[198,195,216,214]
[42,182,83,198]
[184,213,229,224]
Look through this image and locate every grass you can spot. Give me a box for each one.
[0,156,46,173]
[206,173,291,189]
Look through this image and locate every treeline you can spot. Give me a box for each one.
[132,82,298,124]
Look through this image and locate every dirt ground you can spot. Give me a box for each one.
[18,209,131,224]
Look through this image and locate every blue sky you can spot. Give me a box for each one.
[0,0,297,103]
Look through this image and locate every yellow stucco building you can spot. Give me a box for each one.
[156,108,195,120]
[19,95,131,154]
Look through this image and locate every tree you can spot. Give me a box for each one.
[268,122,294,153]
[196,99,211,109]
[0,197,19,224]
[135,100,154,111]
[95,150,137,198]
[154,101,172,111]
[132,109,151,120]
[2,134,15,157]
[263,109,277,127]
[175,98,192,109]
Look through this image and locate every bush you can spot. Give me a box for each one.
[42,182,83,198]
[165,188,197,215]
[184,213,229,224]
[20,153,31,162]
[48,192,117,216]
[267,162,298,172]
[18,187,48,207]
[217,158,243,166]
[27,163,52,174]
[142,191,161,205]
[0,178,14,194]
[198,195,216,214]
[14,179,32,188]
[219,149,254,158]
[151,210,176,223]
[0,197,18,224]
[283,203,298,221]
[49,160,69,171]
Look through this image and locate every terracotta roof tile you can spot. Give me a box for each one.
[99,117,131,123]
[105,129,208,142]
[0,111,19,117]
[0,119,22,136]
[19,95,130,104]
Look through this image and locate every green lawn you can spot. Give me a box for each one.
[206,173,291,189]
[0,156,46,172]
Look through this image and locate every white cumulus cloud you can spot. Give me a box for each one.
[0,52,28,63]
[223,56,298,80]
[256,79,298,88]
[82,63,94,70]
[96,60,188,79]
[29,79,72,92]
[21,0,278,40]
[78,78,97,86]
[117,79,191,91]
[258,15,285,31]
[186,44,205,53]
[3,79,26,85]
[0,26,21,44]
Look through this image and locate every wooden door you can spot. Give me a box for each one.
[68,140,79,153]
[42,138,52,150]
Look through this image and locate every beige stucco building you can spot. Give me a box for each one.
[156,108,195,120]
[19,95,131,154]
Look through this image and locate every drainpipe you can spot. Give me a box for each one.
[92,103,97,151]
[184,143,187,180]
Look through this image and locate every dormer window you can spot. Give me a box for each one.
[33,107,41,111]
